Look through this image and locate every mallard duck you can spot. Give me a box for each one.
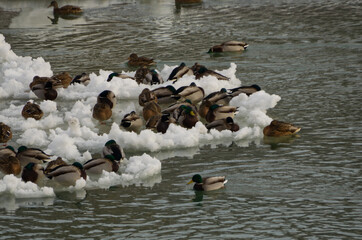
[139,88,158,106]
[51,72,72,88]
[83,155,119,175]
[127,53,156,67]
[167,62,194,83]
[120,111,143,133]
[16,146,52,166]
[97,90,116,109]
[228,84,261,97]
[48,1,83,15]
[21,162,45,184]
[198,100,212,119]
[208,40,248,53]
[145,114,162,131]
[71,73,90,86]
[102,140,125,161]
[162,99,198,115]
[44,157,68,175]
[143,101,162,122]
[205,104,238,123]
[21,101,44,120]
[172,82,205,104]
[187,174,227,191]
[204,88,232,105]
[45,162,86,186]
[151,85,178,104]
[106,72,135,82]
[206,117,240,132]
[191,63,229,81]
[92,102,112,123]
[31,81,58,101]
[263,120,301,137]
[0,122,12,145]
[0,146,21,175]
[173,105,199,129]
[156,113,176,134]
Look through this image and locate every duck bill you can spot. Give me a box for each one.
[187,180,194,185]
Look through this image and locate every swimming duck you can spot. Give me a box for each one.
[83,155,119,175]
[187,174,228,191]
[172,82,205,104]
[206,117,240,132]
[21,101,44,120]
[167,62,194,83]
[173,105,199,129]
[191,63,229,81]
[45,162,87,186]
[92,102,112,123]
[31,81,58,101]
[139,88,158,106]
[205,104,238,123]
[102,140,125,161]
[151,85,178,104]
[21,162,45,184]
[263,120,301,137]
[44,157,68,175]
[121,111,143,133]
[156,113,176,134]
[106,72,135,82]
[48,1,83,15]
[143,101,162,122]
[228,84,261,97]
[97,90,116,109]
[71,73,90,86]
[208,40,248,53]
[0,122,12,146]
[127,53,156,67]
[16,146,52,167]
[0,146,21,176]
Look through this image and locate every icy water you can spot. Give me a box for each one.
[0,0,362,239]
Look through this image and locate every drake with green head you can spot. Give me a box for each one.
[151,85,178,104]
[102,140,125,161]
[107,72,135,82]
[187,174,228,191]
[167,62,194,83]
[173,105,199,129]
[45,162,86,186]
[21,162,45,184]
[172,82,205,105]
[208,40,248,53]
[228,84,261,97]
[16,146,52,167]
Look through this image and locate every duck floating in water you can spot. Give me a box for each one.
[187,174,228,191]
[0,146,21,176]
[45,162,87,186]
[121,111,143,133]
[48,1,83,15]
[21,162,45,184]
[208,40,248,53]
[206,117,240,132]
[127,53,156,67]
[22,101,44,120]
[83,155,120,175]
[263,120,301,137]
[102,140,125,161]
[0,122,12,146]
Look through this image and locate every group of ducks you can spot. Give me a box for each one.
[0,140,125,187]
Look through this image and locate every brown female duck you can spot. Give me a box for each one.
[22,101,44,120]
[48,1,83,15]
[263,120,301,137]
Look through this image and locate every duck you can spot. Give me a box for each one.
[228,84,261,97]
[106,72,135,82]
[127,53,156,67]
[97,90,116,109]
[92,102,112,123]
[203,88,232,105]
[21,101,44,120]
[45,162,87,186]
[16,146,52,167]
[151,85,178,104]
[44,157,68,175]
[31,81,58,101]
[0,146,21,176]
[167,62,194,83]
[156,113,176,134]
[48,1,83,15]
[187,174,228,191]
[162,99,197,115]
[21,162,45,184]
[102,140,125,161]
[71,72,90,86]
[191,63,229,81]
[138,88,158,106]
[208,40,248,53]
[263,120,301,137]
[206,117,240,132]
[173,105,199,129]
[205,104,238,123]
[0,122,12,146]
[198,100,213,119]
[83,155,119,175]
[172,82,205,104]
[51,72,73,88]
[145,114,162,131]
[143,101,162,122]
[120,111,143,133]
